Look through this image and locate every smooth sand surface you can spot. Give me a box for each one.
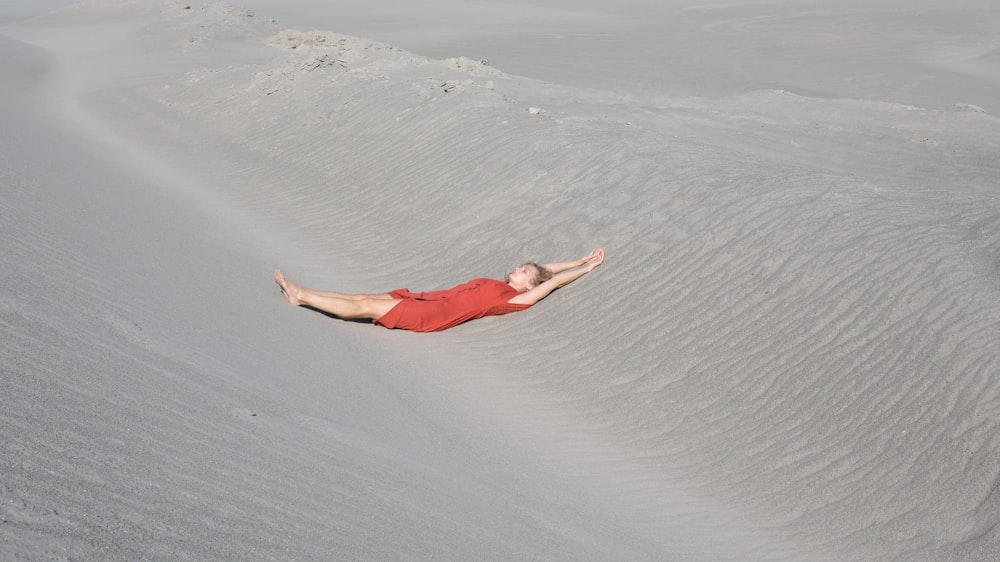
[2,1,999,560]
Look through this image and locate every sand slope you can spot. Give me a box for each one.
[3,1,999,560]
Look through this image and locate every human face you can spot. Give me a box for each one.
[506,263,539,291]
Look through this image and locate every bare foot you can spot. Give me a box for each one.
[274,269,305,306]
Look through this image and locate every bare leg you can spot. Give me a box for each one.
[274,270,393,302]
[311,290,396,301]
[274,270,400,320]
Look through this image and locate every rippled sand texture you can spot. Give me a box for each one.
[2,1,999,560]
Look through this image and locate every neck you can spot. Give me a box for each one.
[508,281,530,293]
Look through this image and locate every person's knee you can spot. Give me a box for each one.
[361,297,398,319]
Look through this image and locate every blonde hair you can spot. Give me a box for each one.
[525,262,553,286]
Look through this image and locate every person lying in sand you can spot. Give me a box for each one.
[275,248,605,332]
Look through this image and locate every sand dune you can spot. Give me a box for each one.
[3,1,999,560]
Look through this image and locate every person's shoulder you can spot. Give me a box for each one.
[466,277,504,286]
[464,278,515,295]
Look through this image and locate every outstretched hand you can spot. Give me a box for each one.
[583,247,605,270]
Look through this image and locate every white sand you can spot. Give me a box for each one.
[2,1,998,560]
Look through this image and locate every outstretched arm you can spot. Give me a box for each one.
[509,248,604,306]
[540,248,604,274]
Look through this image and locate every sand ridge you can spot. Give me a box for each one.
[3,1,999,560]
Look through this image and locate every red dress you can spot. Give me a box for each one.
[374,278,531,332]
